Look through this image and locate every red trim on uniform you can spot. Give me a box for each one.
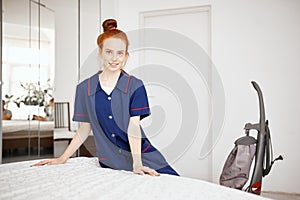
[88,78,91,96]
[141,143,151,153]
[98,157,107,161]
[121,70,131,93]
[74,113,88,116]
[125,76,130,93]
[251,182,262,194]
[131,106,149,111]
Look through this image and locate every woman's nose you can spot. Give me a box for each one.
[111,53,118,61]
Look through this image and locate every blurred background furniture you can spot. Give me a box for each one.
[53,102,96,157]
[2,120,54,163]
[53,102,76,157]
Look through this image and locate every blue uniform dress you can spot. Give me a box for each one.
[73,70,179,176]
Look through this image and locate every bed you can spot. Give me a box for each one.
[0,157,271,200]
[2,120,54,152]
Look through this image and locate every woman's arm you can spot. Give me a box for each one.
[58,122,91,162]
[127,116,159,176]
[32,122,91,166]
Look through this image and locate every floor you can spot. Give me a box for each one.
[261,191,300,200]
[2,139,94,164]
[2,147,53,164]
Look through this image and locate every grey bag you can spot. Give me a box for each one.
[219,143,256,189]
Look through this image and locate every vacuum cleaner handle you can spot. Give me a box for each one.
[248,81,267,195]
[251,81,266,127]
[247,81,282,194]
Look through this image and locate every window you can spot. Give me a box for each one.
[2,23,54,119]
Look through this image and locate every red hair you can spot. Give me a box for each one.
[97,19,129,54]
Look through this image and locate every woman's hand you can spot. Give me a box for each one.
[31,157,67,167]
[133,165,160,176]
[32,122,91,167]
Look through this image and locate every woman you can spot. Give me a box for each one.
[34,19,178,176]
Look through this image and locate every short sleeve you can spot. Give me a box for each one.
[130,81,151,120]
[72,84,89,122]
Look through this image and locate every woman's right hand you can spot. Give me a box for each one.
[31,122,91,167]
[31,156,67,167]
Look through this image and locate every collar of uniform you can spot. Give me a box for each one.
[88,70,130,96]
[116,70,131,93]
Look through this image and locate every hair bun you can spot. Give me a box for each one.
[102,19,117,32]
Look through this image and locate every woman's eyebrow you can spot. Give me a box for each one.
[104,48,125,52]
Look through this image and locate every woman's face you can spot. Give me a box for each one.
[100,37,128,72]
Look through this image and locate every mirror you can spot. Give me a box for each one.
[1,0,55,163]
[1,0,100,164]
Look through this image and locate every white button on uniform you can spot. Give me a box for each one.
[111,133,115,137]
[119,149,122,153]
[108,115,113,119]
[108,97,111,100]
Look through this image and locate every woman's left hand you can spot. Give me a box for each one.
[133,165,160,176]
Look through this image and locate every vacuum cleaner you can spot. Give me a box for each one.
[220,81,283,195]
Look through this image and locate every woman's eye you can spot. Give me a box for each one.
[118,52,124,56]
[106,51,112,54]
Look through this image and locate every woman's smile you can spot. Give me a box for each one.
[109,62,119,66]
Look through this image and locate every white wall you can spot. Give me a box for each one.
[79,0,101,81]
[53,0,100,130]
[211,0,300,193]
[53,0,78,129]
[54,0,300,193]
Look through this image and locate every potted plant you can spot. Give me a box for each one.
[3,94,14,109]
[13,79,53,108]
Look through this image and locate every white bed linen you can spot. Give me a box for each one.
[2,120,54,133]
[0,157,271,200]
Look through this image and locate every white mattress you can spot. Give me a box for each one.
[2,120,54,133]
[0,157,271,200]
